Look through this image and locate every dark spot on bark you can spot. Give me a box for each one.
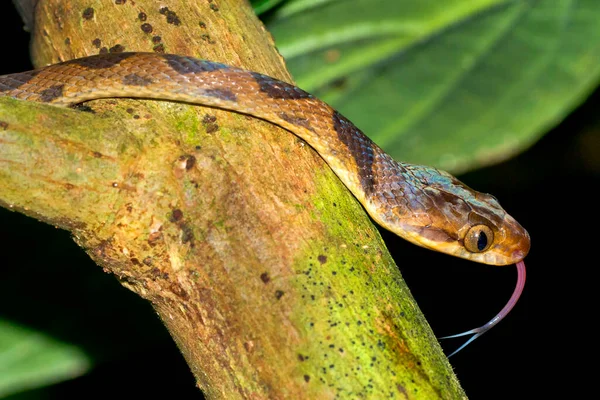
[204,88,236,101]
[92,151,102,158]
[199,21,206,28]
[180,223,195,246]
[82,7,94,20]
[109,44,125,53]
[131,257,140,266]
[92,38,102,48]
[73,104,94,113]
[150,267,169,280]
[170,209,184,222]
[317,255,327,264]
[0,121,8,130]
[148,231,162,246]
[115,0,126,4]
[210,4,219,11]
[260,272,270,283]
[143,257,153,266]
[202,114,217,124]
[159,7,181,25]
[126,108,134,114]
[298,354,306,361]
[64,37,71,45]
[200,34,215,44]
[122,73,153,86]
[164,55,229,74]
[138,12,147,21]
[99,47,108,54]
[278,112,314,131]
[64,183,75,190]
[39,84,65,102]
[250,72,312,100]
[304,375,310,382]
[185,155,196,170]
[275,290,285,299]
[397,384,408,398]
[153,44,165,53]
[332,110,375,194]
[141,23,153,33]
[205,124,218,134]
[152,35,162,44]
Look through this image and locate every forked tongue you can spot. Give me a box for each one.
[440,260,526,357]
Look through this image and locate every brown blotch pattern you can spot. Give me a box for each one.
[317,254,327,264]
[138,12,147,21]
[164,55,229,75]
[39,84,65,102]
[332,110,375,194]
[204,88,236,102]
[279,111,314,132]
[153,44,165,53]
[115,0,126,4]
[275,290,285,300]
[92,38,102,48]
[0,121,8,130]
[71,52,136,69]
[0,71,41,92]
[250,72,313,100]
[122,73,153,86]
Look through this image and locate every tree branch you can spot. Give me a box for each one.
[0,0,465,398]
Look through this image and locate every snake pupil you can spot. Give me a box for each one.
[477,231,488,251]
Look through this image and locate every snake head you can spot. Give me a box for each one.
[377,164,530,266]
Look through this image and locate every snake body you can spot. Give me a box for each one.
[0,52,530,353]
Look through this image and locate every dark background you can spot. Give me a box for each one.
[1,2,596,399]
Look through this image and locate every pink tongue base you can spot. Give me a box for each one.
[440,260,526,357]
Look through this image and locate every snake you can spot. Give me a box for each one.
[0,52,530,355]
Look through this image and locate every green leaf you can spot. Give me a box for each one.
[251,0,287,15]
[0,320,90,398]
[265,0,600,173]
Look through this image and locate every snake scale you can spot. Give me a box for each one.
[0,52,530,355]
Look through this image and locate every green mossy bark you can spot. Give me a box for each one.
[0,0,465,398]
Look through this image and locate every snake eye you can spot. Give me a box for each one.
[464,224,494,253]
